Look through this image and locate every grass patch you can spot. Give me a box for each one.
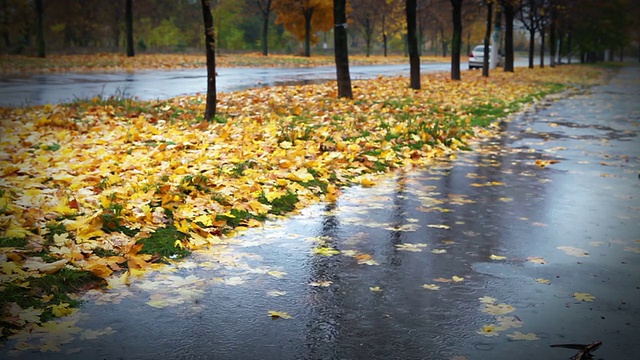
[136,224,191,260]
[0,268,104,340]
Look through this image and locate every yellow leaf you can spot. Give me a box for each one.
[267,290,287,297]
[147,300,171,309]
[268,310,292,319]
[23,258,69,274]
[483,303,515,315]
[557,246,589,257]
[452,276,464,282]
[422,284,440,290]
[427,224,450,229]
[4,222,31,238]
[573,292,596,302]
[476,324,500,337]
[360,175,376,187]
[535,278,551,284]
[50,303,73,317]
[309,280,332,287]
[312,247,340,256]
[267,270,287,278]
[527,256,547,264]
[369,286,382,292]
[490,254,507,260]
[194,214,213,226]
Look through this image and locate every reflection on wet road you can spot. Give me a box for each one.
[2,66,639,360]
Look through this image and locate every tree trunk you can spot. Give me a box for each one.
[503,1,514,72]
[259,0,272,56]
[126,0,134,57]
[528,29,534,68]
[334,0,352,99]
[450,0,463,81]
[490,4,501,69]
[482,1,492,77]
[35,0,45,58]
[406,0,420,89]
[304,9,313,57]
[549,5,556,67]
[539,21,545,68]
[200,0,217,121]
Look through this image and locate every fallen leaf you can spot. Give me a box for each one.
[312,247,340,256]
[309,280,332,287]
[266,290,287,297]
[573,292,596,302]
[535,278,551,284]
[369,286,382,292]
[490,254,507,260]
[557,246,589,257]
[268,310,292,319]
[527,256,547,264]
[422,284,440,290]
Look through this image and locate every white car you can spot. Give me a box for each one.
[468,45,504,69]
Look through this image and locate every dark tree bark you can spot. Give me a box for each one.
[406,0,420,89]
[503,1,514,72]
[303,8,314,57]
[35,0,45,58]
[482,0,493,77]
[257,0,272,56]
[201,0,217,121]
[539,19,545,68]
[450,0,463,80]
[549,4,556,67]
[334,0,352,98]
[126,0,134,57]
[382,13,388,57]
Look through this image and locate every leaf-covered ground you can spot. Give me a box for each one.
[0,64,605,343]
[0,53,440,75]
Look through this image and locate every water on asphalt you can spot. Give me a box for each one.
[2,65,639,360]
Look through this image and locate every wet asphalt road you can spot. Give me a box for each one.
[2,65,639,360]
[0,63,451,107]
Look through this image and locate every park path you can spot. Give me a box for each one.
[2,64,639,360]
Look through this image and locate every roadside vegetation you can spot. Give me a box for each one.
[0,62,606,343]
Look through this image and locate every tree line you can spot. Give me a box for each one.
[3,0,637,62]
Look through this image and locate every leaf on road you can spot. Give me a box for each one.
[268,310,292,319]
[535,278,551,284]
[422,284,440,290]
[483,303,515,315]
[427,224,451,229]
[490,254,507,260]
[395,243,427,252]
[309,280,332,287]
[369,286,382,292]
[573,292,596,302]
[527,256,547,264]
[266,290,287,297]
[557,246,589,257]
[312,247,340,256]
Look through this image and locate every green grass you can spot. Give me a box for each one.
[136,224,191,260]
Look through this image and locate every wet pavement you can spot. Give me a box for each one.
[2,64,639,360]
[0,63,451,107]
[0,59,535,107]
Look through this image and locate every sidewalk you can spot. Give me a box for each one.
[3,65,639,360]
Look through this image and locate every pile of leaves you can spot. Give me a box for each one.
[0,64,604,341]
[0,53,420,75]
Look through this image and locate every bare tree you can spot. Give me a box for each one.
[35,0,45,57]
[482,0,493,77]
[406,0,420,89]
[255,0,273,56]
[201,0,217,120]
[450,0,463,80]
[126,0,134,57]
[334,0,352,98]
